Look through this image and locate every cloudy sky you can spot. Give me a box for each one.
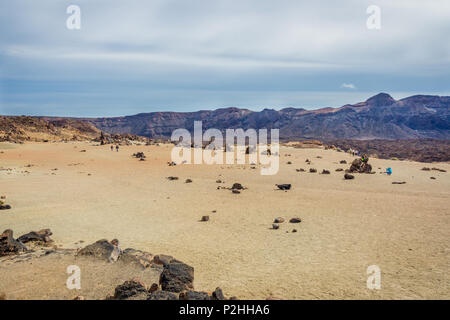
[1,0,449,117]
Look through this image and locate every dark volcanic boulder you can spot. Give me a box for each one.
[17,229,53,246]
[77,239,115,261]
[349,158,372,173]
[159,261,194,293]
[112,279,148,300]
[0,229,27,256]
[148,290,179,300]
[212,287,226,300]
[179,291,210,300]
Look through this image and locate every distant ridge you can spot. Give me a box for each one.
[84,93,450,140]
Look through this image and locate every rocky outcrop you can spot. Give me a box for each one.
[17,229,54,246]
[0,230,27,256]
[159,261,194,293]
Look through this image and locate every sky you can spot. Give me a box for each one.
[0,0,449,117]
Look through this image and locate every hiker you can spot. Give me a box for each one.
[361,154,368,163]
[386,168,392,176]
[116,145,119,152]
[110,145,113,151]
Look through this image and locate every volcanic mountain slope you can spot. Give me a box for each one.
[0,116,101,142]
[86,93,450,140]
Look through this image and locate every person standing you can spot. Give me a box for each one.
[110,145,113,151]
[116,145,119,152]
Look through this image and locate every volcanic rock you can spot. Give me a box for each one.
[159,261,194,293]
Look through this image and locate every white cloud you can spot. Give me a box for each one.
[341,83,356,89]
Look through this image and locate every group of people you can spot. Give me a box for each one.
[110,145,119,152]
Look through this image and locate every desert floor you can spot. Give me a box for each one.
[0,141,449,299]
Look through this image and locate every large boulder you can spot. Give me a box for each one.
[159,261,194,293]
[77,239,115,261]
[349,158,372,173]
[112,279,148,300]
[0,229,27,256]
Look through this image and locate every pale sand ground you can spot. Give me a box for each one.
[0,142,449,299]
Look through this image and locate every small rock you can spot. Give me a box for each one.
[167,176,179,181]
[344,173,354,180]
[309,168,317,173]
[149,283,159,294]
[232,189,241,194]
[274,217,285,223]
[201,216,209,222]
[185,179,193,183]
[276,184,291,190]
[392,181,406,185]
[212,287,225,300]
[321,169,330,174]
[335,168,344,172]
[289,218,301,223]
[272,224,280,230]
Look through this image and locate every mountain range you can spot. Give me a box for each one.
[83,93,450,140]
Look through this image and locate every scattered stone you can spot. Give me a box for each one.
[392,181,406,185]
[272,224,280,230]
[185,179,193,183]
[309,168,317,173]
[289,218,301,223]
[231,183,244,190]
[212,287,225,300]
[232,189,241,194]
[344,173,355,180]
[339,160,347,164]
[0,204,11,210]
[292,229,297,233]
[201,216,209,222]
[274,217,285,223]
[216,179,223,183]
[167,161,177,166]
[335,168,344,172]
[421,167,431,171]
[153,254,176,266]
[287,161,292,165]
[321,169,330,174]
[132,152,146,159]
[0,229,28,256]
[431,167,446,173]
[276,184,291,190]
[296,168,305,172]
[430,177,436,180]
[159,261,194,293]
[167,176,179,181]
